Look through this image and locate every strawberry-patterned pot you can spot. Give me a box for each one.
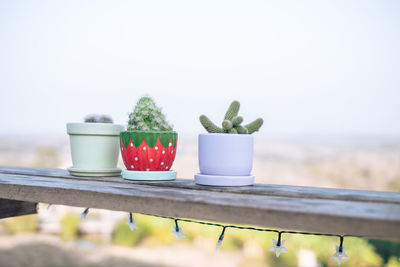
[120,131,178,180]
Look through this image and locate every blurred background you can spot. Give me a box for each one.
[0,0,399,266]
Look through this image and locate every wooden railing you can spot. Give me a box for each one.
[0,166,399,240]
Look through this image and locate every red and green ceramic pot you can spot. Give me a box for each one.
[120,131,178,180]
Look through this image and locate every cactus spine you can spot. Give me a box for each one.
[231,116,243,126]
[128,96,173,131]
[224,101,240,120]
[200,115,224,133]
[222,120,233,130]
[235,125,249,134]
[200,101,263,134]
[245,118,264,134]
[84,114,113,123]
[229,128,238,134]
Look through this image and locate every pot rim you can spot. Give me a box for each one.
[67,122,124,136]
[198,133,253,138]
[121,130,177,134]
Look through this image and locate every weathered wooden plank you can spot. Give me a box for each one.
[0,170,399,239]
[0,166,399,204]
[0,199,37,219]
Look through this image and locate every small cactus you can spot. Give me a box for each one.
[229,128,238,134]
[200,115,224,133]
[235,125,249,134]
[128,96,173,131]
[222,120,233,130]
[84,114,113,123]
[231,116,243,126]
[200,101,263,134]
[224,101,240,120]
[245,118,264,134]
[98,115,113,123]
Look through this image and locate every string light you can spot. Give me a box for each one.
[269,231,288,257]
[80,208,89,221]
[148,215,353,266]
[74,207,356,266]
[332,236,348,266]
[126,212,138,231]
[170,219,185,240]
[216,226,226,250]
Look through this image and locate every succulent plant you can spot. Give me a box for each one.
[128,96,173,131]
[84,114,113,123]
[200,101,263,134]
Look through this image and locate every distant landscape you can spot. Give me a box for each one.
[1,134,399,191]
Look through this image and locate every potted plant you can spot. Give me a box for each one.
[195,101,263,186]
[66,115,124,176]
[120,96,178,180]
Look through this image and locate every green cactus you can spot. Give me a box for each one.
[231,116,243,126]
[235,125,249,134]
[244,118,264,134]
[99,115,113,123]
[224,101,240,120]
[222,120,233,130]
[84,115,97,123]
[200,100,263,134]
[84,114,113,123]
[128,96,173,131]
[200,115,224,133]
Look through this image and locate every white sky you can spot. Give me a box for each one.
[0,0,399,137]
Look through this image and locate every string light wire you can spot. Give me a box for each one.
[74,207,360,265]
[148,213,360,240]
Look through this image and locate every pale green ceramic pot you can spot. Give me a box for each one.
[67,123,124,176]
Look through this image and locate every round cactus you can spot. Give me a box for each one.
[84,114,113,123]
[128,96,173,131]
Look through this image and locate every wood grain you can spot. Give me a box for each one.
[1,166,398,204]
[0,166,399,239]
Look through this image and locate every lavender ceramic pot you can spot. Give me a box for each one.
[195,133,254,186]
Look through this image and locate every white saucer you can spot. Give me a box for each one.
[194,173,254,186]
[67,167,122,177]
[122,169,177,181]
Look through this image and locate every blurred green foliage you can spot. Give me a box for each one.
[1,214,38,234]
[60,213,80,240]
[368,239,400,264]
[386,257,400,267]
[299,236,383,267]
[5,212,395,266]
[112,219,151,246]
[109,214,400,266]
[112,214,175,247]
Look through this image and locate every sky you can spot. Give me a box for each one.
[0,0,399,138]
